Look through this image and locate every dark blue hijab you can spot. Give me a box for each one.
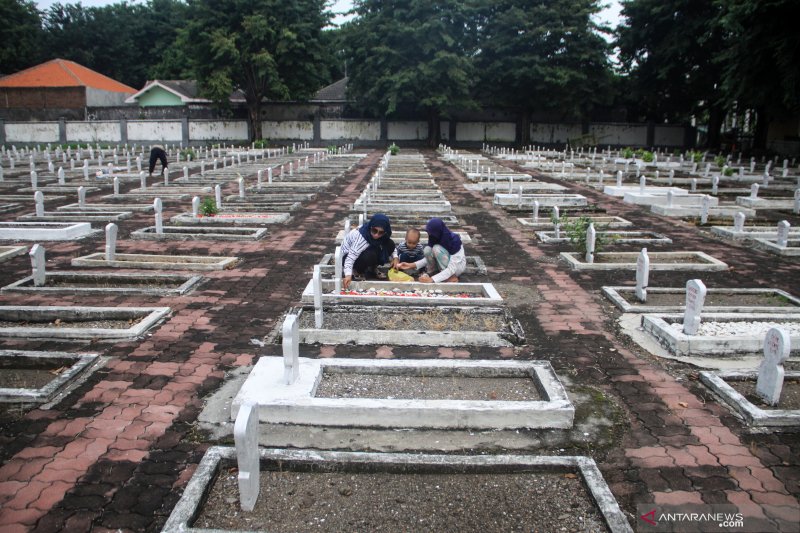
[426,217,462,255]
[358,213,393,263]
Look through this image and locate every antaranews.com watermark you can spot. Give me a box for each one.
[636,504,760,532]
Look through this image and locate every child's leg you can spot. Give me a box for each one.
[423,246,437,274]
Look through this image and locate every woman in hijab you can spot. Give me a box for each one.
[398,217,466,283]
[340,213,395,288]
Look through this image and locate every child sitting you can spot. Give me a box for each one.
[391,228,425,274]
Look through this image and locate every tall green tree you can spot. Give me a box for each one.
[41,1,190,88]
[473,0,612,145]
[0,0,44,75]
[182,0,331,140]
[717,0,800,150]
[344,0,476,146]
[616,0,726,148]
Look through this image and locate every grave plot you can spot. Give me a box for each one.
[537,230,671,245]
[234,357,571,429]
[131,225,267,241]
[603,287,800,313]
[2,271,203,296]
[317,252,488,276]
[72,252,240,271]
[624,191,716,207]
[464,181,567,194]
[560,251,728,271]
[0,222,99,241]
[0,245,28,262]
[0,194,68,203]
[0,203,20,213]
[57,202,154,212]
[700,327,799,428]
[701,371,800,428]
[751,236,800,257]
[170,211,290,225]
[352,197,452,213]
[0,350,100,404]
[711,225,800,240]
[492,192,588,208]
[290,305,524,347]
[0,305,170,340]
[641,313,800,357]
[346,214,461,228]
[301,279,502,306]
[603,185,688,197]
[17,210,132,222]
[518,214,633,229]
[163,447,630,533]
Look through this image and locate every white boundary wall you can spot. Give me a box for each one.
[321,120,380,141]
[388,121,428,141]
[1,119,689,147]
[67,121,121,143]
[5,122,59,143]
[127,120,182,143]
[189,120,248,141]
[262,120,314,140]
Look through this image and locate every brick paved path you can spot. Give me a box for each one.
[0,149,797,532]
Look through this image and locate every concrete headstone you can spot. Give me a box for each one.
[701,195,711,225]
[733,212,745,232]
[585,223,596,263]
[635,248,649,302]
[215,185,222,210]
[313,265,323,328]
[105,223,118,260]
[776,221,790,248]
[756,328,790,406]
[682,279,707,335]
[154,197,163,234]
[282,314,299,385]
[34,190,45,217]
[29,244,46,287]
[233,402,259,511]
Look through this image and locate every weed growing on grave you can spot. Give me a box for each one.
[200,197,218,216]
[389,143,400,156]
[621,147,634,159]
[558,215,615,255]
[714,155,726,168]
[687,150,703,163]
[327,145,337,153]
[181,148,197,161]
[635,149,654,163]
[253,139,268,149]
[723,167,735,176]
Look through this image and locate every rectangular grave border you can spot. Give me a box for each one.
[317,253,488,276]
[517,215,633,229]
[0,305,171,340]
[0,204,20,214]
[130,226,268,242]
[493,193,588,207]
[233,357,571,429]
[650,205,756,218]
[602,287,800,314]
[301,279,502,307]
[292,305,525,348]
[57,203,155,213]
[71,252,240,271]
[161,446,633,533]
[1,272,203,296]
[0,350,100,404]
[560,251,728,271]
[750,238,800,257]
[0,245,29,263]
[170,212,291,225]
[699,370,800,428]
[537,230,672,245]
[640,313,800,357]
[17,212,133,222]
[711,226,800,240]
[0,222,100,241]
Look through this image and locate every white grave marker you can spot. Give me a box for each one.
[701,195,711,225]
[192,196,200,217]
[239,177,246,198]
[756,328,790,406]
[29,244,46,287]
[733,212,745,232]
[34,191,45,216]
[532,200,540,223]
[334,245,343,293]
[585,223,596,263]
[77,186,86,207]
[105,223,118,260]
[140,171,147,190]
[57,167,65,185]
[313,265,323,327]
[30,170,38,189]
[750,183,759,200]
[234,402,259,512]
[776,221,790,248]
[635,248,649,302]
[154,198,163,234]
[215,184,222,210]
[282,314,299,385]
[682,279,707,335]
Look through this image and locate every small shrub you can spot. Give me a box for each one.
[180,148,196,161]
[723,167,734,176]
[714,155,726,168]
[389,143,400,155]
[253,139,268,149]
[687,151,703,163]
[327,145,337,153]
[200,197,218,216]
[621,147,634,159]
[559,215,614,255]
[640,150,654,163]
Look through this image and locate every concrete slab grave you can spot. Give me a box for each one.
[301,279,502,306]
[602,286,800,313]
[560,251,728,271]
[131,225,268,241]
[2,271,203,295]
[0,350,100,404]
[0,245,28,262]
[317,252,488,276]
[0,305,170,340]
[0,221,99,241]
[71,252,240,271]
[162,447,631,533]
[537,230,672,245]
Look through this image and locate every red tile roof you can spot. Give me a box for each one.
[0,58,136,93]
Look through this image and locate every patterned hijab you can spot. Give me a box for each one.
[426,217,462,255]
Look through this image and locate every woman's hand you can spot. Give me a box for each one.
[397,262,414,270]
[343,275,352,289]
[418,273,433,283]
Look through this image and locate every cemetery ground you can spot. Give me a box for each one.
[0,148,798,532]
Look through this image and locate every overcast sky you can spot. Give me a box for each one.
[35,0,623,28]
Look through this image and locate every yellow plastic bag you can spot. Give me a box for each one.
[387,268,414,282]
